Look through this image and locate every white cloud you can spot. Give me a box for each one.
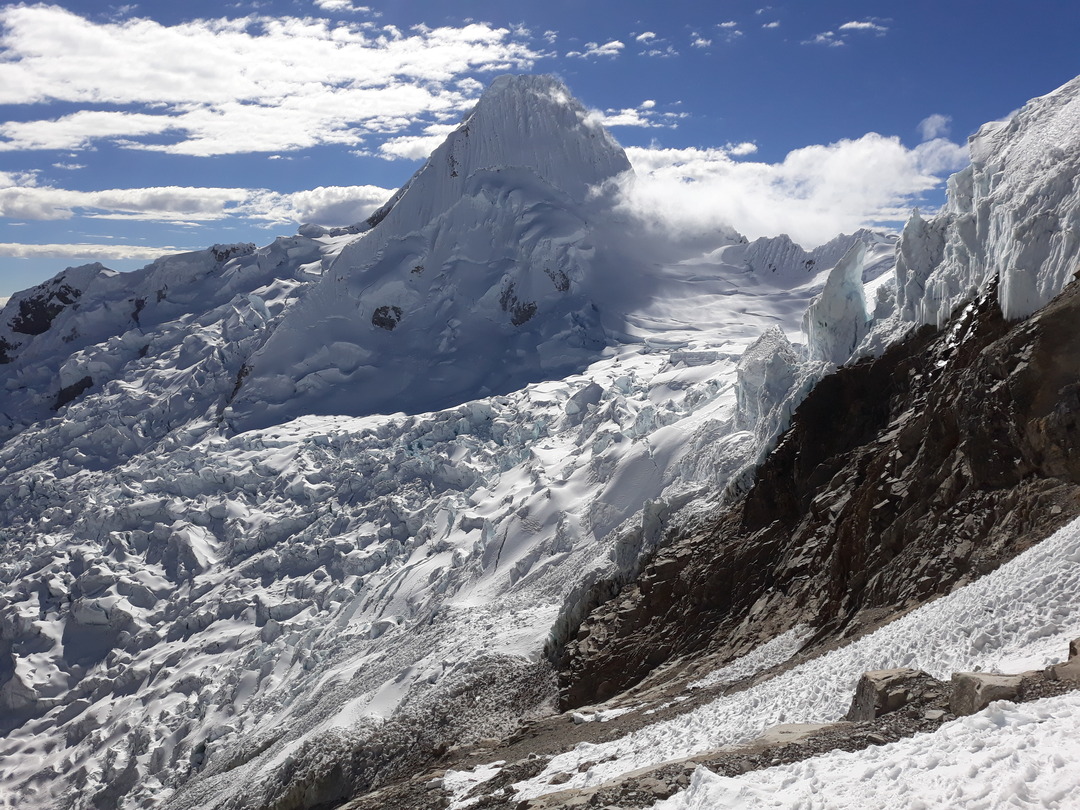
[806,31,844,47]
[0,172,393,226]
[839,20,888,34]
[691,36,711,48]
[0,5,541,156]
[727,141,758,156]
[620,133,969,249]
[567,40,624,59]
[918,113,952,141]
[642,45,679,58]
[51,162,86,170]
[762,21,780,29]
[635,31,656,43]
[377,124,457,160]
[806,18,888,47]
[0,242,187,260]
[312,0,372,13]
[589,103,686,129]
[719,21,739,28]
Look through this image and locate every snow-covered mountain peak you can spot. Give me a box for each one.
[363,74,631,237]
[227,75,638,429]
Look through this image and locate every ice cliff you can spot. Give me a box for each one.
[893,74,1080,326]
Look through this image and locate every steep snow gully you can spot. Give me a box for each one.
[1,73,1080,810]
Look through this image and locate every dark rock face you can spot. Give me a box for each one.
[560,278,1080,708]
[9,281,82,336]
[372,305,403,331]
[53,376,94,411]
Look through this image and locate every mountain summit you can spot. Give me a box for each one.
[227,75,635,429]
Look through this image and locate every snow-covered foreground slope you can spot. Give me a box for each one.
[506,510,1080,801]
[658,692,1080,810]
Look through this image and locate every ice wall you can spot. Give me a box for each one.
[898,75,1080,325]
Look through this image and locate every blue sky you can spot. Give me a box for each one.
[1,0,1079,296]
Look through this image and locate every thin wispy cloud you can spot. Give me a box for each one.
[0,173,393,227]
[0,242,189,260]
[716,22,744,42]
[839,20,888,34]
[0,5,542,156]
[312,0,373,13]
[762,21,781,29]
[806,18,889,46]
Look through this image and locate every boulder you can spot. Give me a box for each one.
[950,672,1026,716]
[846,668,944,721]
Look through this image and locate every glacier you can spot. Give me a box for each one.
[1,71,1080,810]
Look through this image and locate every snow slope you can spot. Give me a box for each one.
[511,511,1080,801]
[658,692,1080,810]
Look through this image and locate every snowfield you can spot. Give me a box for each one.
[657,692,1080,810]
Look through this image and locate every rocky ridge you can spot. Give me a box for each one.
[559,269,1080,709]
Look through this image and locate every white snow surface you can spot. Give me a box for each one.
[511,513,1080,800]
[656,692,1080,810]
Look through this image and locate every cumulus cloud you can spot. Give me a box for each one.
[918,113,952,141]
[376,124,457,160]
[0,4,541,156]
[635,31,656,43]
[691,35,711,48]
[762,21,780,29]
[0,172,393,227]
[567,40,624,58]
[620,133,969,248]
[806,31,844,47]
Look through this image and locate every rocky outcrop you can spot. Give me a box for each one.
[846,668,947,722]
[559,274,1080,708]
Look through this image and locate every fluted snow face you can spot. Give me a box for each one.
[902,75,1080,324]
